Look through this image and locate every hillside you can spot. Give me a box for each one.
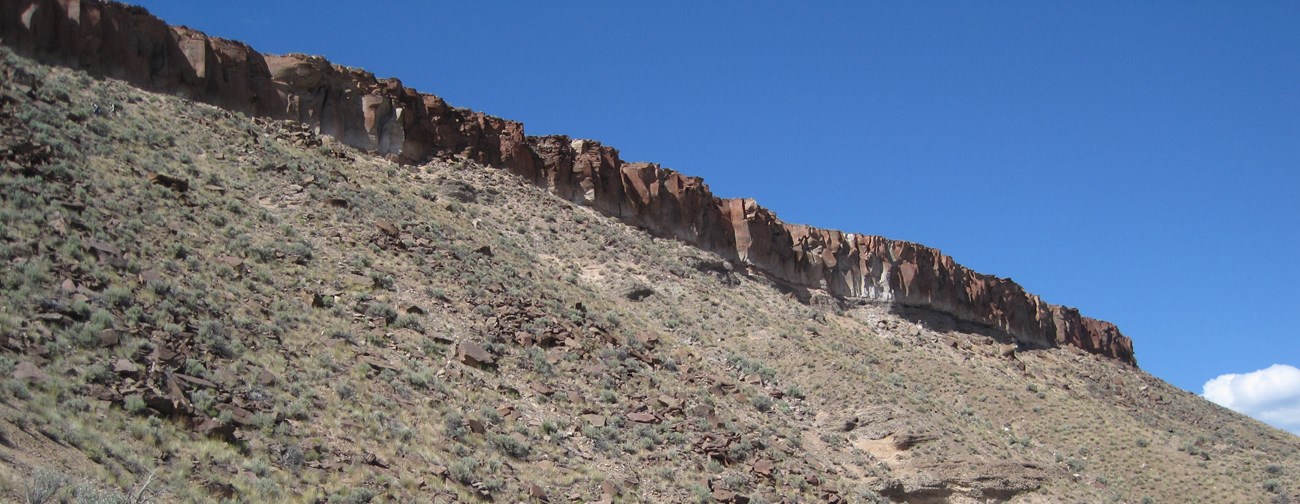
[1,4,1298,504]
[0,0,1134,366]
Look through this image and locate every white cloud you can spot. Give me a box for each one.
[1203,364,1300,435]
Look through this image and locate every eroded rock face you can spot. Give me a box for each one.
[1,1,282,116]
[1,0,1136,365]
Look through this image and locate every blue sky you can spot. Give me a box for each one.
[124,2,1299,430]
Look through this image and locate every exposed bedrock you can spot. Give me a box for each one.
[1,0,1135,364]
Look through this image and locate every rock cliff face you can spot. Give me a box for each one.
[1,0,1136,364]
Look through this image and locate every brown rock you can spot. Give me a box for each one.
[205,480,237,500]
[467,418,486,435]
[752,458,774,477]
[174,373,218,389]
[112,358,138,375]
[582,414,606,428]
[35,312,65,323]
[341,273,371,288]
[195,418,235,441]
[301,290,326,308]
[626,411,659,424]
[375,219,399,237]
[361,451,388,468]
[150,344,187,369]
[13,361,48,383]
[217,255,243,269]
[98,329,120,347]
[530,382,554,396]
[457,342,495,367]
[83,239,119,259]
[528,483,548,501]
[146,172,189,193]
[215,403,256,426]
[138,269,164,284]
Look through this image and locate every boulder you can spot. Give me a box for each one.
[111,358,138,375]
[626,411,658,424]
[457,342,495,367]
[12,361,48,383]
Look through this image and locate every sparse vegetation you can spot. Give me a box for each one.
[0,42,1294,504]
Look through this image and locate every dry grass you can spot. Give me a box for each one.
[0,45,1296,503]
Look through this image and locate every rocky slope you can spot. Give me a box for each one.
[0,21,1298,504]
[1,0,1134,364]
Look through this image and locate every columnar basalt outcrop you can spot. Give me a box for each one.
[1,0,1136,364]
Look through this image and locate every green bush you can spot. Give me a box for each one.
[23,468,68,504]
[123,394,147,414]
[449,456,478,484]
[443,412,466,440]
[488,433,531,459]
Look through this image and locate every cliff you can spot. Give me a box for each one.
[0,0,1135,364]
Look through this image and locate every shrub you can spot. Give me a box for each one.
[392,314,422,331]
[335,382,355,400]
[478,406,503,426]
[449,456,478,484]
[190,390,216,416]
[123,394,147,414]
[329,488,375,504]
[406,366,436,390]
[282,445,305,470]
[368,271,393,290]
[72,483,129,504]
[364,303,397,324]
[102,286,133,308]
[23,468,67,504]
[488,434,531,459]
[5,379,32,400]
[728,439,755,462]
[443,412,466,440]
[197,319,238,358]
